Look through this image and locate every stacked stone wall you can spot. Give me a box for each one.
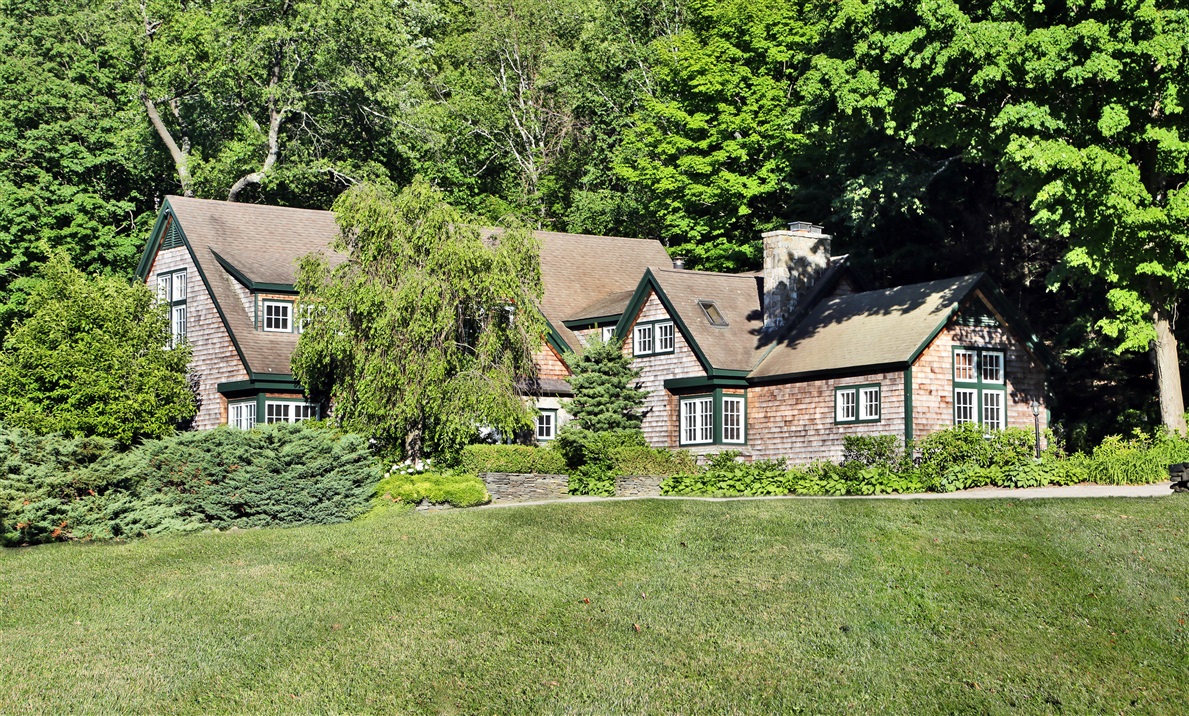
[481,472,569,502]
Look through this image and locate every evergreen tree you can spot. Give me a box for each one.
[564,335,647,432]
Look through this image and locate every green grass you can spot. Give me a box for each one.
[2,498,1188,714]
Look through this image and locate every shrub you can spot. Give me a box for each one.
[609,446,697,476]
[1,422,381,546]
[842,435,904,469]
[552,426,648,495]
[370,471,489,510]
[1086,433,1180,485]
[568,465,616,496]
[459,444,567,475]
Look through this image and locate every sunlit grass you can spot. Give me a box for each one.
[2,497,1187,714]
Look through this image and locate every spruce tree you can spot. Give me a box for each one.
[564,335,647,432]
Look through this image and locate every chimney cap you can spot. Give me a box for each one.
[672,257,686,270]
[788,221,825,234]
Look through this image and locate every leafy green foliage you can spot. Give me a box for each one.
[615,0,823,269]
[608,446,697,477]
[370,471,490,510]
[552,425,649,496]
[293,179,545,459]
[0,422,380,546]
[459,444,567,476]
[0,255,195,443]
[563,335,647,432]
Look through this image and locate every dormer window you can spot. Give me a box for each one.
[698,300,727,327]
[263,300,292,332]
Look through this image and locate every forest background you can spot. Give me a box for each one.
[2,0,1186,450]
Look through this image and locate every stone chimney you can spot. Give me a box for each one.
[762,221,831,332]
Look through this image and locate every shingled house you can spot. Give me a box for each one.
[137,197,1052,462]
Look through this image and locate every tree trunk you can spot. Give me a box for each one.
[142,94,193,197]
[1150,301,1186,436]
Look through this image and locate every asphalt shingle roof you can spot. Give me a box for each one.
[749,274,983,379]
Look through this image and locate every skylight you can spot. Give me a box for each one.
[698,300,728,327]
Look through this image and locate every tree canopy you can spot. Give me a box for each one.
[0,254,196,443]
[292,178,545,458]
[564,335,647,432]
[3,0,1188,444]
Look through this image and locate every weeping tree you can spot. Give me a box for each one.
[292,178,545,459]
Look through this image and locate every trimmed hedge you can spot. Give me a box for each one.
[459,444,567,475]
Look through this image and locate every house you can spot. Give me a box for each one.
[136,197,1052,462]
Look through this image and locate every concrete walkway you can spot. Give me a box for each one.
[477,482,1177,509]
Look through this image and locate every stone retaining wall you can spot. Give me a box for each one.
[481,472,569,502]
[615,475,664,497]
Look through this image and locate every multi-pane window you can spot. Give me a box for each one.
[263,301,292,332]
[836,385,880,423]
[953,349,977,382]
[680,396,714,445]
[632,321,675,356]
[657,322,675,353]
[536,410,556,441]
[982,391,1005,431]
[265,401,318,424]
[860,386,881,421]
[601,326,616,342]
[835,389,857,422]
[953,347,1008,429]
[633,324,654,355]
[156,269,188,347]
[722,396,745,444]
[954,389,977,425]
[229,400,256,430]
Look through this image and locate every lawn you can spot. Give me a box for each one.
[2,497,1187,715]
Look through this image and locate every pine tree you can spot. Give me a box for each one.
[564,335,647,432]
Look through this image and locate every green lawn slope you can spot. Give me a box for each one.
[2,498,1187,714]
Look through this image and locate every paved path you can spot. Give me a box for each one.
[476,482,1177,510]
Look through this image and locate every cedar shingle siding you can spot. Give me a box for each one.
[137,198,1052,461]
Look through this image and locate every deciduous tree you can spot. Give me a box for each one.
[292,178,546,458]
[0,254,196,443]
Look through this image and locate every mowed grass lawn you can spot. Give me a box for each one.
[2,498,1188,715]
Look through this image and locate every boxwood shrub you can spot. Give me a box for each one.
[459,444,567,475]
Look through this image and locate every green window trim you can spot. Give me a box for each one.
[952,346,1009,429]
[535,409,558,441]
[262,298,295,333]
[834,383,882,425]
[632,319,676,357]
[678,389,748,446]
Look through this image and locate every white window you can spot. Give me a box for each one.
[265,401,317,424]
[601,326,616,342]
[722,396,745,444]
[982,390,1005,431]
[266,402,291,424]
[954,389,977,425]
[156,270,186,304]
[536,411,556,441]
[633,324,654,356]
[296,304,315,334]
[954,349,977,382]
[680,397,714,445]
[263,301,292,332]
[859,386,880,421]
[835,389,857,422]
[229,401,256,430]
[657,322,675,353]
[981,351,1004,384]
[157,274,170,302]
[171,305,187,346]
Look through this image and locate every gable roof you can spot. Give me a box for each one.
[536,231,672,351]
[750,274,1006,380]
[136,197,672,375]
